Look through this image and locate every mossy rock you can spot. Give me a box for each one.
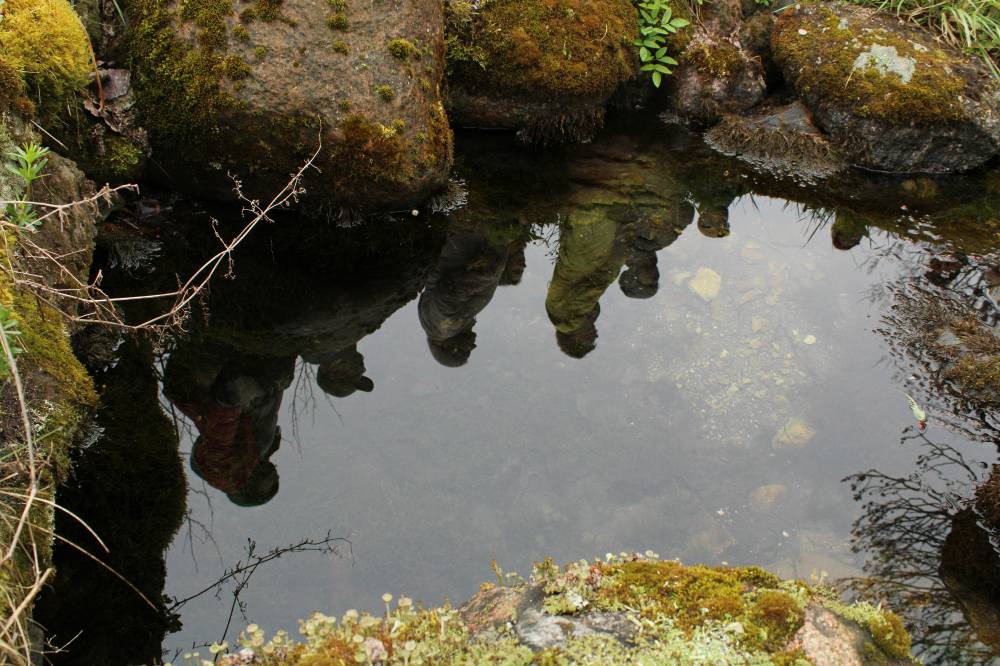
[0,0,93,119]
[667,33,767,123]
[772,1,1000,173]
[445,0,638,142]
[123,0,453,211]
[211,554,915,664]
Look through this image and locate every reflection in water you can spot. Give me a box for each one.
[843,257,1000,663]
[165,342,293,506]
[419,221,529,367]
[47,117,1000,663]
[35,338,187,666]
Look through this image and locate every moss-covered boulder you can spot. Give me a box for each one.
[213,553,915,664]
[123,0,453,210]
[445,0,638,142]
[773,1,1000,173]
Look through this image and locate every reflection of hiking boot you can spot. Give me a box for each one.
[427,329,477,367]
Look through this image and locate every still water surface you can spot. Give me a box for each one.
[39,123,1000,664]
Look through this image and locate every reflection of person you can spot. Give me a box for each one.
[620,201,695,299]
[164,344,294,506]
[545,209,624,359]
[419,224,525,367]
[303,344,374,397]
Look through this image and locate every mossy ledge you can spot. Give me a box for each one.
[0,239,98,638]
[772,1,1000,173]
[211,553,914,665]
[445,0,638,141]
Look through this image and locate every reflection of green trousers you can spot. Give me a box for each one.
[545,208,624,333]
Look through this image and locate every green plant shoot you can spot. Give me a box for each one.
[4,142,50,231]
[634,0,689,87]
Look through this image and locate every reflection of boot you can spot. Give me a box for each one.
[619,252,659,299]
[556,304,600,359]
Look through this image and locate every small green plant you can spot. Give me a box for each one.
[375,84,395,101]
[4,142,49,231]
[0,304,22,379]
[634,0,689,87]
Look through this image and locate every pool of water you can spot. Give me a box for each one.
[36,119,1000,664]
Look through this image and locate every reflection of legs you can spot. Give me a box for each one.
[315,346,374,397]
[555,303,600,359]
[427,328,476,367]
[620,251,659,299]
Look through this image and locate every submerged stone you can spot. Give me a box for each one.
[772,417,816,450]
[688,267,722,301]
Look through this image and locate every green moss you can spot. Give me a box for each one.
[124,0,255,158]
[0,236,97,633]
[326,0,346,9]
[332,40,350,55]
[326,12,349,30]
[375,84,395,102]
[447,0,637,97]
[232,23,250,41]
[773,5,971,124]
[91,135,145,183]
[337,99,351,111]
[211,555,911,664]
[238,0,286,22]
[682,39,744,78]
[0,0,92,102]
[387,38,418,60]
[255,45,269,60]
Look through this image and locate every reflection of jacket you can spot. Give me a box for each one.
[419,230,509,342]
[545,209,624,333]
[174,400,259,494]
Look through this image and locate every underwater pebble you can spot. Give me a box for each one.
[772,417,816,450]
[803,335,817,345]
[751,317,766,333]
[749,484,788,510]
[688,267,722,301]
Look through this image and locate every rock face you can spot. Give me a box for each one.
[124,0,453,210]
[445,0,638,141]
[660,0,767,123]
[773,2,1000,173]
